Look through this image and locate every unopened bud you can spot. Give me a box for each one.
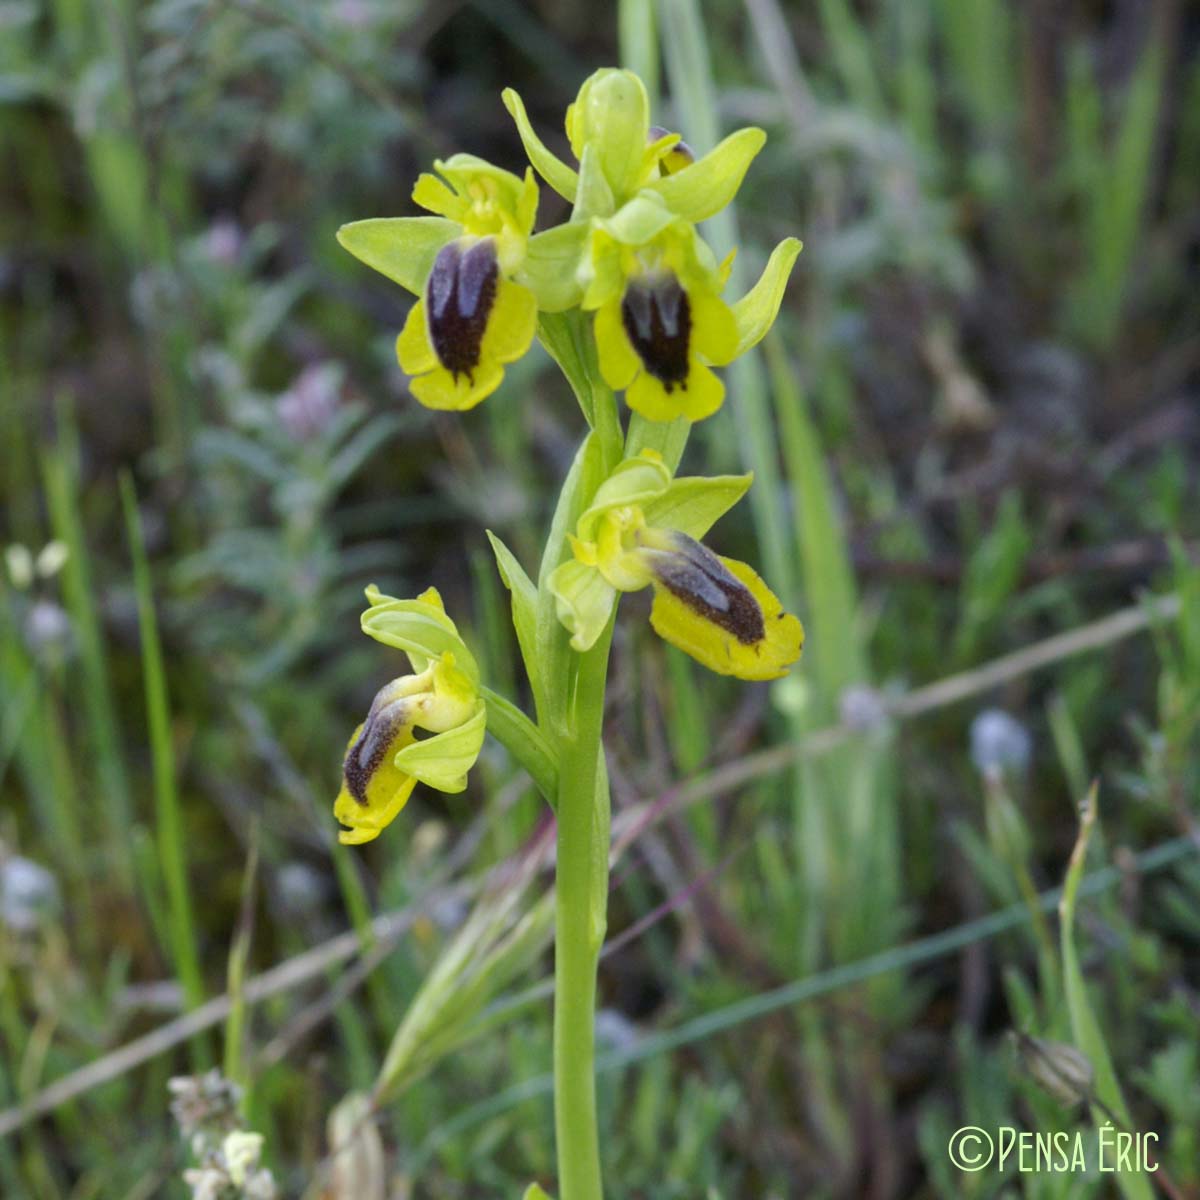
[1012,1032,1094,1108]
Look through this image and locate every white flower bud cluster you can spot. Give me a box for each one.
[169,1071,278,1200]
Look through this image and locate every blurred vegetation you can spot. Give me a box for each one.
[1,0,1197,1196]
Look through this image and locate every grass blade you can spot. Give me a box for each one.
[120,474,206,1020]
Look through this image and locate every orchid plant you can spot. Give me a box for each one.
[335,68,803,1199]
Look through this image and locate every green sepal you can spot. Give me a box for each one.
[519,223,589,313]
[549,558,617,653]
[600,193,677,246]
[361,592,479,682]
[642,126,767,222]
[731,237,802,355]
[485,530,545,719]
[523,1186,553,1199]
[502,87,579,202]
[575,451,671,542]
[336,217,459,296]
[393,703,486,793]
[572,142,616,222]
[641,472,753,539]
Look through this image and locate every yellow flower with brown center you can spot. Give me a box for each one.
[397,235,537,411]
[584,220,739,423]
[334,588,486,845]
[338,155,539,412]
[550,453,803,680]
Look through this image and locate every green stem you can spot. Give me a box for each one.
[553,626,612,1200]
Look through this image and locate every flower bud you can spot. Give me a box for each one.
[1012,1032,1094,1108]
[566,69,649,201]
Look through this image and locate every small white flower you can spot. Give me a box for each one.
[4,544,34,589]
[839,684,889,733]
[969,708,1032,777]
[223,1131,264,1186]
[35,541,69,578]
[25,600,73,660]
[1,854,59,933]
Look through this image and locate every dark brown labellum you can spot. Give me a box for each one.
[648,533,765,644]
[343,697,408,805]
[648,125,695,170]
[426,238,499,380]
[621,273,691,391]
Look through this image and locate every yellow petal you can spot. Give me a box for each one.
[593,300,640,389]
[410,362,504,411]
[334,721,420,845]
[335,774,418,845]
[625,369,684,423]
[690,290,739,366]
[396,301,437,374]
[412,172,467,221]
[481,278,538,364]
[678,361,725,422]
[649,554,803,680]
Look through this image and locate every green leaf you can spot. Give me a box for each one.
[643,126,766,222]
[731,237,802,356]
[537,311,595,425]
[537,433,607,728]
[486,531,545,719]
[481,687,559,804]
[1059,785,1154,1200]
[394,704,487,793]
[641,472,752,539]
[336,217,459,295]
[502,87,579,202]
[519,224,589,313]
[626,414,691,474]
[522,1186,553,1200]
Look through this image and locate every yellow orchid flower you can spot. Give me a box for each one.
[569,205,801,425]
[334,588,486,845]
[584,219,739,423]
[550,453,803,680]
[338,155,539,412]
